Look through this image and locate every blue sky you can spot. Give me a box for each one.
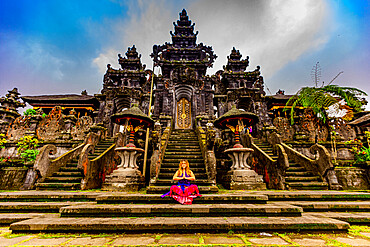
[0,0,369,109]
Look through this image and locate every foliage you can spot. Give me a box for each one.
[0,134,7,149]
[23,109,37,116]
[284,63,367,125]
[16,135,40,163]
[285,85,367,124]
[345,135,370,164]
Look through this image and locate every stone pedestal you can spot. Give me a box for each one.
[102,147,145,191]
[224,147,266,190]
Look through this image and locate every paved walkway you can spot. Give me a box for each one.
[2,226,370,246]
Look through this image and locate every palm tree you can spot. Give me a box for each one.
[284,63,367,125]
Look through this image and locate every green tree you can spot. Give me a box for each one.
[16,135,40,163]
[284,63,367,124]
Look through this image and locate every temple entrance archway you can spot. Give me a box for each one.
[176,98,191,129]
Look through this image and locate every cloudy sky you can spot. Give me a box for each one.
[1,0,369,109]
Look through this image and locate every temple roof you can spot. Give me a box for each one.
[22,94,100,110]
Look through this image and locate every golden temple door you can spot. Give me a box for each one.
[176,98,191,129]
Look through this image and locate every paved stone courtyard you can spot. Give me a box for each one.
[1,226,370,246]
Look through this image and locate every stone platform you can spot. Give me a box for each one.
[1,190,370,233]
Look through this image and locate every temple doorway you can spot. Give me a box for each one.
[176,98,191,129]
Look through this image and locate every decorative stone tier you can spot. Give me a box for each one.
[101,147,145,191]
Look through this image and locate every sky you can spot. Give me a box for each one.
[0,0,369,110]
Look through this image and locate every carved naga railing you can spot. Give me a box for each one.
[195,122,216,185]
[149,121,172,184]
[21,132,100,190]
[243,133,289,190]
[78,132,124,190]
[268,132,342,190]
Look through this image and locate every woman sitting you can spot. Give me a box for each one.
[161,159,201,205]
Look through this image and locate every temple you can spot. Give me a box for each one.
[0,9,369,193]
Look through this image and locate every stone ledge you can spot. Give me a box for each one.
[9,215,349,233]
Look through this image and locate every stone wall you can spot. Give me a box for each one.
[0,167,28,190]
[335,167,369,190]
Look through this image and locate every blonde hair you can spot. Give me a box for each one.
[177,159,190,176]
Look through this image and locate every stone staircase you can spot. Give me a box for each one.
[253,139,328,190]
[4,190,370,233]
[35,138,115,191]
[147,129,218,194]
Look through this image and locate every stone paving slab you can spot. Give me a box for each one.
[96,193,268,204]
[308,212,370,224]
[248,237,290,245]
[66,237,111,246]
[0,235,35,247]
[60,203,302,217]
[290,201,370,212]
[291,238,326,246]
[203,236,245,244]
[335,236,370,246]
[158,235,200,245]
[0,202,95,213]
[9,215,349,233]
[111,236,156,246]
[19,237,70,246]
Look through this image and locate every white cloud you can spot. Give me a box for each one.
[92,0,329,79]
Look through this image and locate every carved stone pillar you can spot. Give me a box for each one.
[224,147,266,190]
[102,146,145,191]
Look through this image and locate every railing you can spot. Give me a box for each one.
[242,133,289,190]
[149,123,172,184]
[78,141,117,190]
[268,132,342,190]
[195,122,216,185]
[21,132,100,190]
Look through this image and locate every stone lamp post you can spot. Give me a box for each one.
[102,107,154,191]
[214,108,266,190]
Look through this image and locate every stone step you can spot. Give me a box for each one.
[9,215,349,233]
[285,182,328,190]
[0,191,98,202]
[164,154,203,159]
[162,159,204,163]
[59,167,80,172]
[65,163,79,167]
[52,171,83,177]
[0,202,94,213]
[159,168,206,173]
[286,167,307,172]
[43,177,82,183]
[308,212,370,224]
[165,151,202,155]
[60,203,302,217]
[160,163,204,168]
[154,179,211,186]
[285,176,321,182]
[291,201,370,212]
[158,173,208,179]
[262,191,370,201]
[36,183,81,190]
[0,213,59,226]
[96,193,268,204]
[165,148,201,152]
[286,171,314,177]
[146,185,218,194]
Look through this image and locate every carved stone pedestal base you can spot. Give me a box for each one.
[102,168,145,191]
[226,169,266,190]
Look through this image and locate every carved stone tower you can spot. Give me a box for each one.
[151,9,217,129]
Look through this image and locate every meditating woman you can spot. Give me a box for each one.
[161,159,201,204]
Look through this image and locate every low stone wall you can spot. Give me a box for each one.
[0,167,28,190]
[335,167,369,190]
